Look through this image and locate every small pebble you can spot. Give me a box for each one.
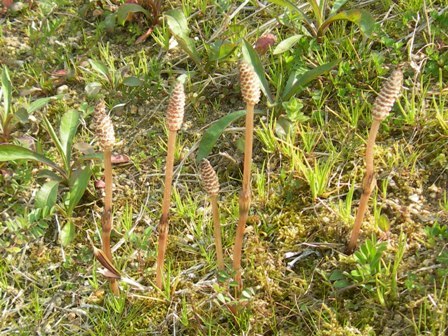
[408,194,419,203]
[57,85,69,94]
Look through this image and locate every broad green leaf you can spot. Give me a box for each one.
[317,9,375,38]
[0,144,65,177]
[42,116,67,172]
[89,59,110,81]
[1,66,12,117]
[37,169,64,182]
[165,9,201,65]
[242,40,274,104]
[27,97,53,114]
[196,110,246,163]
[208,40,237,62]
[330,0,349,15]
[35,180,59,210]
[165,9,190,36]
[282,59,340,101]
[273,35,302,55]
[116,3,150,25]
[66,165,92,216]
[14,107,29,123]
[59,110,80,166]
[60,220,75,246]
[123,76,144,87]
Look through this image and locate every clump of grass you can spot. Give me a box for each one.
[347,69,403,254]
[155,79,185,289]
[94,100,120,295]
[233,60,260,294]
[200,159,224,272]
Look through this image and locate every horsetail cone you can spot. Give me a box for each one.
[166,81,185,131]
[372,69,403,121]
[239,61,260,105]
[200,159,220,196]
[94,100,115,151]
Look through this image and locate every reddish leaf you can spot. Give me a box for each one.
[3,0,13,9]
[95,179,106,189]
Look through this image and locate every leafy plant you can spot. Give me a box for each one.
[268,0,375,41]
[0,109,94,245]
[0,66,53,142]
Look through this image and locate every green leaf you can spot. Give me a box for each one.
[35,180,59,209]
[0,144,65,177]
[165,8,190,36]
[37,169,64,182]
[123,76,144,87]
[165,9,202,66]
[60,221,75,246]
[265,0,314,32]
[89,59,110,81]
[318,9,375,38]
[1,66,12,118]
[27,97,53,114]
[14,107,29,123]
[196,110,246,163]
[59,110,80,166]
[282,59,340,101]
[42,116,67,172]
[330,0,349,15]
[273,35,302,55]
[116,3,150,25]
[66,165,92,216]
[242,40,274,104]
[208,40,237,62]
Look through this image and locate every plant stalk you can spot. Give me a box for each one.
[233,103,255,294]
[102,148,119,295]
[155,129,177,289]
[347,119,381,254]
[210,194,224,271]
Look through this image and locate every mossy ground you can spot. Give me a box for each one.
[1,0,448,335]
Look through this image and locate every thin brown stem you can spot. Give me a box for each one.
[233,103,255,294]
[155,129,177,289]
[347,119,381,254]
[102,149,119,295]
[210,194,224,271]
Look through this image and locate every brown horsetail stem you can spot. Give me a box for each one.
[155,80,185,289]
[94,100,119,295]
[233,60,260,294]
[347,69,403,254]
[200,159,224,271]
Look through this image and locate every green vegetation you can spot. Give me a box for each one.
[1,0,447,334]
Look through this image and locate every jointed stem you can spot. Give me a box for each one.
[102,148,119,295]
[155,129,177,289]
[210,194,224,271]
[347,119,381,254]
[233,103,255,294]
